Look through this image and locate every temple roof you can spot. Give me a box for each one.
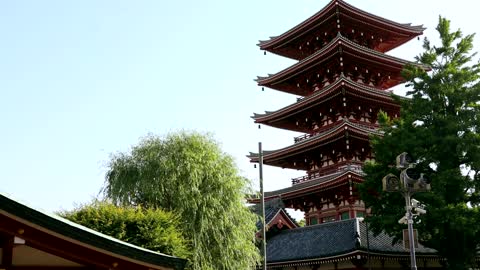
[259,0,425,60]
[257,34,426,95]
[268,218,358,263]
[266,218,436,266]
[249,118,379,165]
[0,193,187,270]
[253,75,400,132]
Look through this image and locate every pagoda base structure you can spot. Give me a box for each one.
[248,0,474,269]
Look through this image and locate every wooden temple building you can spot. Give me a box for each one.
[0,193,187,270]
[250,1,443,269]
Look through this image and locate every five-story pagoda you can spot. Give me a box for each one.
[249,0,424,226]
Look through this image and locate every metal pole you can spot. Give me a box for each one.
[405,191,417,270]
[366,220,371,270]
[259,142,267,270]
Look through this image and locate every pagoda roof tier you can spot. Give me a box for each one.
[258,0,424,60]
[257,34,427,96]
[248,119,379,169]
[247,169,363,204]
[265,170,363,201]
[253,75,400,133]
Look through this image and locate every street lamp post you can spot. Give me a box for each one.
[404,189,417,270]
[366,220,371,270]
[359,218,372,270]
[258,142,267,270]
[382,153,431,270]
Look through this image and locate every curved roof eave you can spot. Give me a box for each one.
[257,34,426,88]
[259,0,424,51]
[0,193,187,270]
[249,119,380,163]
[264,170,363,199]
[253,75,398,123]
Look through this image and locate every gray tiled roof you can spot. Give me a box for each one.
[267,219,358,262]
[358,222,436,254]
[266,218,436,263]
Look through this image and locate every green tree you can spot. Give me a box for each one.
[103,131,260,269]
[297,219,306,227]
[61,201,190,258]
[360,17,480,270]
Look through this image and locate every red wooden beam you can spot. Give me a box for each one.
[1,235,13,266]
[0,214,164,270]
[0,267,93,270]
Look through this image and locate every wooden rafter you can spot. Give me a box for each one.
[1,234,14,267]
[0,213,169,270]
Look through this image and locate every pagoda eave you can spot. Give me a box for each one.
[248,120,378,167]
[259,0,424,60]
[247,170,363,204]
[259,36,415,82]
[253,76,400,132]
[265,170,364,201]
[258,35,423,95]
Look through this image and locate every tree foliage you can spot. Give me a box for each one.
[60,201,190,258]
[297,219,306,227]
[102,131,260,269]
[360,17,480,270]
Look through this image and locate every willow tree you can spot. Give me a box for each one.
[360,17,480,270]
[103,131,260,269]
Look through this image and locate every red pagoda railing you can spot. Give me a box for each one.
[293,133,314,143]
[293,121,344,143]
[291,161,363,185]
[347,119,379,130]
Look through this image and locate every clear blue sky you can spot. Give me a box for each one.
[1,0,478,213]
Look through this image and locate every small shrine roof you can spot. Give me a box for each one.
[0,193,187,270]
[259,0,424,58]
[252,198,299,230]
[266,218,437,265]
[257,34,428,94]
[253,75,400,127]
